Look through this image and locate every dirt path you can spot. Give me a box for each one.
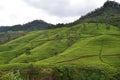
[56,54,120,64]
[103,54,120,56]
[56,55,97,63]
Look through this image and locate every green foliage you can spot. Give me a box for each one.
[73,1,120,28]
[51,66,114,80]
[25,48,31,55]
[0,20,52,32]
[0,31,27,44]
[0,2,119,80]
[1,70,23,80]
[0,23,119,80]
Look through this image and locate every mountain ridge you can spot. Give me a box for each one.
[0,20,53,32]
[71,1,120,28]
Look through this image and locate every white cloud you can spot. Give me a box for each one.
[0,0,120,26]
[24,0,98,17]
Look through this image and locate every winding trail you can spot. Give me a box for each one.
[56,54,120,64]
[56,55,97,63]
[103,54,120,56]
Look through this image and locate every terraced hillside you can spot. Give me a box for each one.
[0,23,120,80]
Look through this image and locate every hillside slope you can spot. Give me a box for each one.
[0,20,53,45]
[0,1,120,80]
[0,23,120,80]
[73,1,120,28]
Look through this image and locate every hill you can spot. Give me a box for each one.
[0,20,53,32]
[0,20,53,45]
[73,1,120,28]
[0,1,120,80]
[0,23,120,80]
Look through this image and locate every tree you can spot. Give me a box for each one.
[55,34,62,40]
[83,23,86,31]
[99,40,104,62]
[1,70,23,80]
[96,23,99,29]
[67,37,74,47]
[52,49,58,55]
[106,23,110,30]
[44,31,49,40]
[27,64,38,80]
[25,48,31,55]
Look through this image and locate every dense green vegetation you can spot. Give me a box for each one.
[0,1,120,80]
[0,20,52,44]
[0,20,52,32]
[0,31,27,44]
[73,1,120,28]
[0,23,119,80]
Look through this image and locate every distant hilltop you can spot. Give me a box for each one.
[72,0,120,28]
[104,0,120,8]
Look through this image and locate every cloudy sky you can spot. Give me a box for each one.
[0,0,120,26]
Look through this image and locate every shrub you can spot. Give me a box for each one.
[1,70,23,80]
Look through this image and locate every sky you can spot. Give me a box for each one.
[0,0,120,26]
